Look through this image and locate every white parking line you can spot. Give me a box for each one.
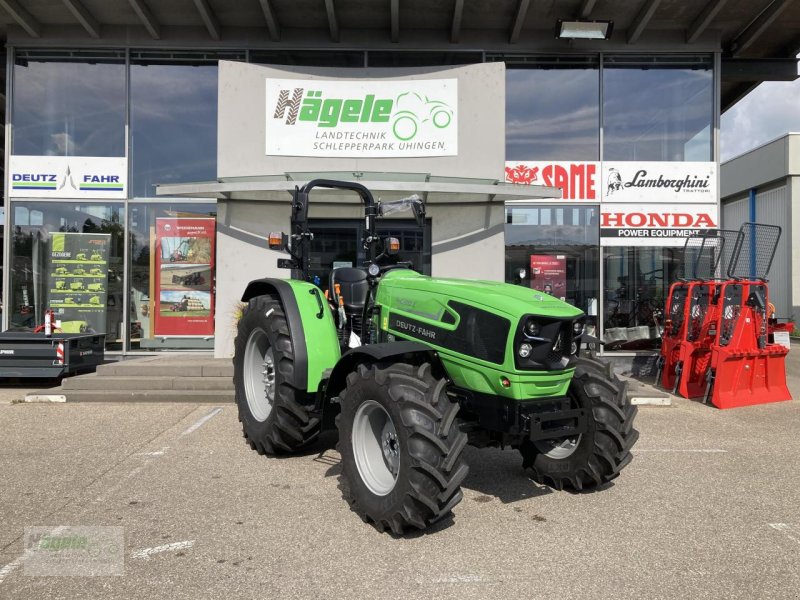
[635,449,727,453]
[131,540,195,559]
[0,526,67,586]
[0,556,25,585]
[181,407,223,436]
[427,574,493,584]
[135,447,169,457]
[768,523,800,545]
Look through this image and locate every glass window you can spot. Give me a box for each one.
[128,202,217,351]
[368,51,483,67]
[505,58,600,161]
[250,50,364,68]
[602,55,713,161]
[9,201,124,350]
[602,246,684,351]
[305,219,431,286]
[130,60,218,198]
[505,205,600,333]
[12,51,125,157]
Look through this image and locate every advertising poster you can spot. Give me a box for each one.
[154,218,215,336]
[529,254,567,301]
[47,232,111,333]
[266,78,458,157]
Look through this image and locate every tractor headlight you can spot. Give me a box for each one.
[523,318,541,338]
[518,342,532,358]
[573,320,585,336]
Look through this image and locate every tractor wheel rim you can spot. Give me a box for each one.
[534,435,581,460]
[352,400,399,496]
[244,328,274,422]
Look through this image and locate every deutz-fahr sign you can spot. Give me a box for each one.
[265,78,458,158]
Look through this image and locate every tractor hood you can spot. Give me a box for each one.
[378,269,583,320]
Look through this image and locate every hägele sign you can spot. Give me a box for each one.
[266,78,458,158]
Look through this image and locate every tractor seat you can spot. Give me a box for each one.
[330,267,369,310]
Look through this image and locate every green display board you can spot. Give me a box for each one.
[47,232,111,334]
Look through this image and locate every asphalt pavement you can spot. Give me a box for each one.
[0,376,799,599]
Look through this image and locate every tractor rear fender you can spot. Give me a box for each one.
[241,278,340,394]
[320,341,448,430]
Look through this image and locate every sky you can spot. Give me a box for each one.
[720,59,800,162]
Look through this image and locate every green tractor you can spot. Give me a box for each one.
[233,180,638,534]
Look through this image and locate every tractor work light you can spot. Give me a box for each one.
[556,19,613,40]
[523,319,541,338]
[573,320,585,336]
[518,343,532,358]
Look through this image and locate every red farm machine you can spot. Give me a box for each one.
[656,223,792,409]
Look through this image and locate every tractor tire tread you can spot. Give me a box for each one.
[523,358,638,491]
[233,294,319,456]
[337,362,468,534]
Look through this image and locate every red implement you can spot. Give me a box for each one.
[705,281,791,409]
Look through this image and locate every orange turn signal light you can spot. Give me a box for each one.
[268,232,284,249]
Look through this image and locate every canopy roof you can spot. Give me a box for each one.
[155,172,562,204]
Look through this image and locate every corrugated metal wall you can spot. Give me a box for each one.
[722,187,790,316]
[722,195,748,231]
[755,186,790,316]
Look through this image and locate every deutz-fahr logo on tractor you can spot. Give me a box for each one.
[273,88,453,142]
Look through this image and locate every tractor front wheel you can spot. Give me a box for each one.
[519,358,638,491]
[233,295,319,454]
[337,362,469,534]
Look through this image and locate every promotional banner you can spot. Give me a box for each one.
[601,161,716,204]
[154,218,215,336]
[529,254,567,301]
[505,161,600,202]
[600,203,719,246]
[10,156,127,199]
[47,232,111,333]
[266,78,458,157]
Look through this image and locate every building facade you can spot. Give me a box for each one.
[721,133,800,323]
[1,1,797,357]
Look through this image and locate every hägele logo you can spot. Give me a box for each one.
[272,87,454,142]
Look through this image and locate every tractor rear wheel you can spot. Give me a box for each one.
[520,358,638,491]
[337,362,468,534]
[233,294,319,454]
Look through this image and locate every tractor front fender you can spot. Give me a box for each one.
[321,341,448,430]
[241,278,340,393]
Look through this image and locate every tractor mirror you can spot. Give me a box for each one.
[412,199,426,228]
[384,237,401,255]
[268,232,287,251]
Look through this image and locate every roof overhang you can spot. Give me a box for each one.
[155,174,562,204]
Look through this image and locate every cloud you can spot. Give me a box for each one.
[721,58,800,162]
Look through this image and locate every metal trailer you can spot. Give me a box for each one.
[0,332,106,379]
